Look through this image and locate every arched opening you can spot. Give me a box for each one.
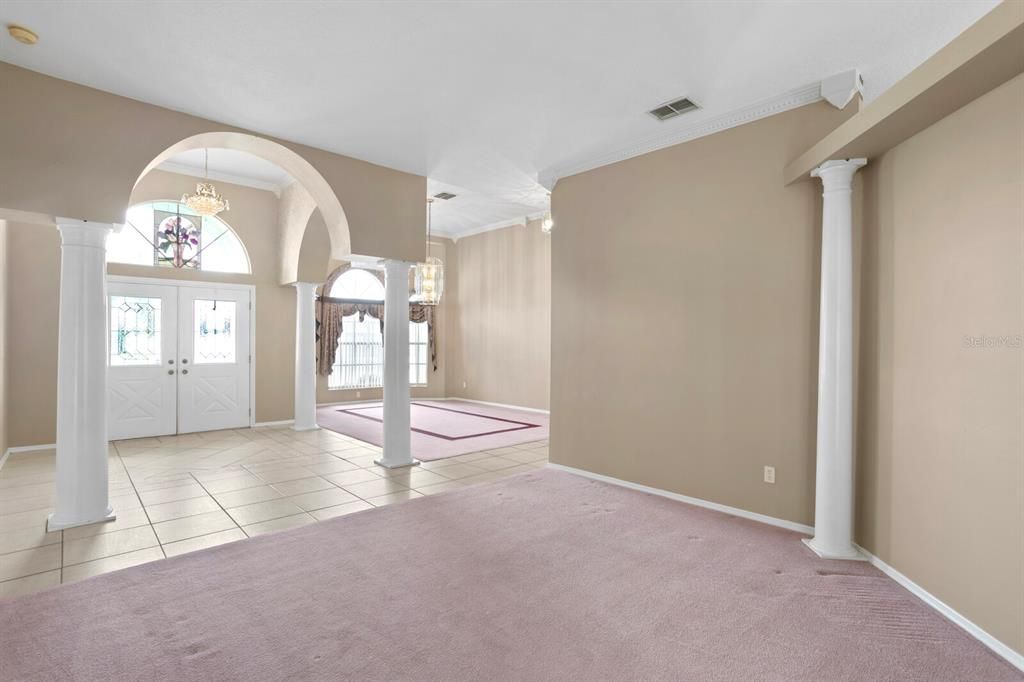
[133,132,352,284]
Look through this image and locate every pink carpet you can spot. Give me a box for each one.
[317,399,548,460]
[1,469,1019,681]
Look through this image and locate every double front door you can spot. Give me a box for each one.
[108,278,252,440]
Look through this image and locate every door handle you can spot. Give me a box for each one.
[181,358,189,364]
[182,369,189,375]
[168,370,175,375]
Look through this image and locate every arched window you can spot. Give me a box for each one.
[327,269,429,389]
[108,201,251,274]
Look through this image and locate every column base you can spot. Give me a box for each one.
[802,537,867,561]
[292,424,320,432]
[374,458,421,470]
[47,506,116,532]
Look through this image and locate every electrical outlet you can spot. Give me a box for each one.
[356,391,361,398]
[763,466,775,484]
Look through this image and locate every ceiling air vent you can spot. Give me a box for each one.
[648,97,699,121]
[433,192,457,200]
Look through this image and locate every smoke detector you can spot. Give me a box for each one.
[648,96,699,121]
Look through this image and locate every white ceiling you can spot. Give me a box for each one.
[158,148,295,195]
[0,1,998,237]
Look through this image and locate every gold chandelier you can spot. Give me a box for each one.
[182,149,230,217]
[411,198,444,305]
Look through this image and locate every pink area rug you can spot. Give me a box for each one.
[317,399,548,460]
[0,469,1019,681]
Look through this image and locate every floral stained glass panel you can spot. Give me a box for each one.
[194,300,236,364]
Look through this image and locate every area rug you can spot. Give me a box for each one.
[0,469,1019,681]
[316,399,548,461]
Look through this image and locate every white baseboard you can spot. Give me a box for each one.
[544,463,1022,672]
[0,443,57,473]
[546,463,813,534]
[853,543,1023,672]
[441,397,550,415]
[253,419,294,428]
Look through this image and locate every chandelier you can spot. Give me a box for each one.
[182,149,230,217]
[411,198,444,305]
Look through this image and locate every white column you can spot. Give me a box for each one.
[804,159,867,561]
[47,219,116,531]
[377,260,419,468]
[293,282,319,431]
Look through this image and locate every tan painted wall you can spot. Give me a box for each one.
[855,73,1024,653]
[4,170,300,447]
[0,220,8,454]
[549,101,854,525]
[446,220,551,410]
[0,62,425,265]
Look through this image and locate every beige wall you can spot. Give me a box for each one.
[550,101,853,525]
[4,221,61,447]
[0,62,426,266]
[445,220,551,410]
[855,73,1024,653]
[0,220,8,454]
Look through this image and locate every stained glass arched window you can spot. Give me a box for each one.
[108,201,251,274]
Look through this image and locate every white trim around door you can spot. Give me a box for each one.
[107,275,257,437]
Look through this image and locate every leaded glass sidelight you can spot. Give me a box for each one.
[194,300,236,364]
[110,296,162,366]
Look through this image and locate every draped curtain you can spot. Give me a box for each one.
[315,267,437,378]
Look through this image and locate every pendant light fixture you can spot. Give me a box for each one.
[411,198,444,305]
[182,149,230,217]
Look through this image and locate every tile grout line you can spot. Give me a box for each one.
[113,441,168,564]
[188,472,251,538]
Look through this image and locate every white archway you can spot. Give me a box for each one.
[135,132,351,284]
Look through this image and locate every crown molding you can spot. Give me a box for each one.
[155,162,285,197]
[442,211,548,242]
[539,79,828,190]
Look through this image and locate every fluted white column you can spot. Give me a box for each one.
[804,159,867,561]
[293,282,319,431]
[48,219,116,531]
[377,260,418,468]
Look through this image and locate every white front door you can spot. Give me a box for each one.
[108,279,252,440]
[108,282,179,440]
[177,287,251,434]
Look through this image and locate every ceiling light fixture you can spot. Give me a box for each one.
[541,211,554,234]
[411,198,444,305]
[7,24,38,45]
[181,149,230,217]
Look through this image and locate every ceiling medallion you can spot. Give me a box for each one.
[182,149,230,217]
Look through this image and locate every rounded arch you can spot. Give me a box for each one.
[322,264,385,300]
[134,132,351,284]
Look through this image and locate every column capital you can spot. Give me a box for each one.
[292,281,318,293]
[810,159,867,189]
[55,218,115,248]
[381,259,414,274]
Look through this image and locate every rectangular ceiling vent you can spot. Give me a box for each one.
[648,97,699,121]
[433,192,457,200]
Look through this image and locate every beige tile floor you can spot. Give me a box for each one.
[0,427,548,599]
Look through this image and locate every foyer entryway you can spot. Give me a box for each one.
[108,277,253,440]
